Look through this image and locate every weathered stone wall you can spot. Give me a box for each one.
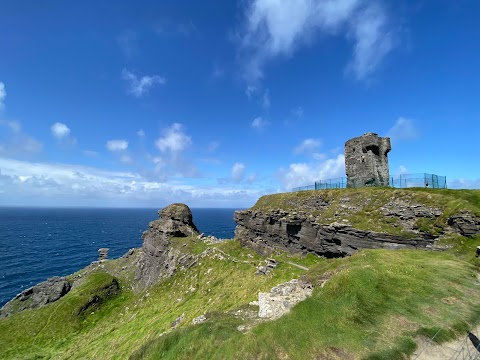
[345,132,391,187]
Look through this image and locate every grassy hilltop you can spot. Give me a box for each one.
[1,188,480,360]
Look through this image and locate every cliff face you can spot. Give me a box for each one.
[134,203,199,290]
[234,189,480,257]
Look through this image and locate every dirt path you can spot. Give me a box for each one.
[412,325,480,360]
[285,262,309,271]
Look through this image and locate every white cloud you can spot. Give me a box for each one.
[251,116,269,129]
[155,123,192,154]
[122,68,166,97]
[137,129,145,137]
[106,139,129,152]
[246,85,257,98]
[245,85,271,109]
[294,138,322,154]
[387,117,418,140]
[51,122,71,139]
[278,154,345,190]
[0,157,261,207]
[238,0,393,81]
[231,162,246,183]
[345,3,393,80]
[0,82,5,110]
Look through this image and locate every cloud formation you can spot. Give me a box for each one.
[51,122,71,139]
[0,157,260,207]
[294,138,322,154]
[0,82,5,110]
[238,0,393,82]
[0,120,42,156]
[106,139,129,152]
[251,116,269,129]
[278,154,345,190]
[387,117,418,140]
[155,123,192,154]
[122,69,166,97]
[231,162,246,183]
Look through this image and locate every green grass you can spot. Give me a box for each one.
[1,188,480,359]
[0,271,127,359]
[251,188,480,236]
[1,240,480,359]
[128,249,480,360]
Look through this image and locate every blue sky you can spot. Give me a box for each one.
[0,0,479,208]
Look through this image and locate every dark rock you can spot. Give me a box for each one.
[234,209,441,258]
[171,313,184,328]
[448,212,480,237]
[98,248,109,261]
[153,203,199,237]
[134,203,200,290]
[0,277,71,318]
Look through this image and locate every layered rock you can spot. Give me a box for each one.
[134,203,199,290]
[234,205,480,257]
[0,277,71,318]
[448,212,480,237]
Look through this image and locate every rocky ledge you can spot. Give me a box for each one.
[0,277,71,318]
[234,195,480,257]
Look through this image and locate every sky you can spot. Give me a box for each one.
[0,0,479,208]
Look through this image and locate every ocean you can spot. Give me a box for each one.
[0,207,238,307]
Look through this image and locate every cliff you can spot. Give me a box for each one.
[1,190,480,360]
[235,188,480,257]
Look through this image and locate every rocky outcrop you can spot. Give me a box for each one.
[257,279,313,320]
[134,203,199,290]
[155,203,199,237]
[234,203,480,257]
[0,277,71,318]
[448,212,480,237]
[235,209,435,257]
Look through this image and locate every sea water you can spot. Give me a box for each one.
[0,207,238,307]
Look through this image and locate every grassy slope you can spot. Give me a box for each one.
[252,188,480,237]
[1,188,479,360]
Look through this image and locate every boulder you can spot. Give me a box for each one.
[0,276,71,318]
[152,203,199,237]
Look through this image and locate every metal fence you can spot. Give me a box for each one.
[292,173,447,192]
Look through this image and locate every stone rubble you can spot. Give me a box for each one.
[257,279,313,320]
[255,258,278,275]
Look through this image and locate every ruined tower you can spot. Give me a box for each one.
[345,133,391,188]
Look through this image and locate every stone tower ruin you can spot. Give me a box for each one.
[345,133,391,188]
